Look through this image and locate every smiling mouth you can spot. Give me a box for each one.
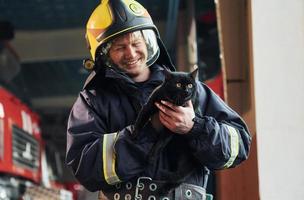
[125,58,140,65]
[126,60,138,65]
[125,59,140,69]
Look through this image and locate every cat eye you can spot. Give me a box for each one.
[187,83,193,88]
[176,83,182,88]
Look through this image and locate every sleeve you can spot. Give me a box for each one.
[65,90,157,192]
[185,83,252,170]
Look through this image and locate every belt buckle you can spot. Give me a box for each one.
[135,177,152,200]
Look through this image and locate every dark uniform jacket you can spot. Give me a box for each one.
[66,40,252,193]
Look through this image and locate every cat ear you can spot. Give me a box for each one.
[162,65,172,79]
[190,65,199,80]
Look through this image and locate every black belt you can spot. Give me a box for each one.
[98,177,207,200]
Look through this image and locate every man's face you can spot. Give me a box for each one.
[109,31,148,78]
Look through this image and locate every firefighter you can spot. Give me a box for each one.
[66,0,252,199]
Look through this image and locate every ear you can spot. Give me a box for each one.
[163,65,172,79]
[190,66,199,80]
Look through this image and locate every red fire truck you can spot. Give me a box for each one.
[0,86,41,199]
[0,86,76,200]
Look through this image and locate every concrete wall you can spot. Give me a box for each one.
[252,0,304,199]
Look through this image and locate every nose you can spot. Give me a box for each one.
[124,45,136,59]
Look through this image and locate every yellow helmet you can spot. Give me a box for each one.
[85,0,159,64]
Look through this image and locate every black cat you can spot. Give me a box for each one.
[133,66,199,137]
[132,66,200,190]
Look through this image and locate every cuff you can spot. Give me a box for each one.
[184,115,206,139]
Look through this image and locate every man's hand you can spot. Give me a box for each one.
[155,100,195,134]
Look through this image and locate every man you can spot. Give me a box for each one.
[66,0,252,199]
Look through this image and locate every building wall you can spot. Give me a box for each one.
[252,0,304,199]
[215,1,259,199]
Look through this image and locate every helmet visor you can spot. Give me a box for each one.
[141,29,159,66]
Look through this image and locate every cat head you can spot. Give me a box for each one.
[162,66,198,106]
[163,66,198,80]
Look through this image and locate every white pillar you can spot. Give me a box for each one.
[252,0,304,199]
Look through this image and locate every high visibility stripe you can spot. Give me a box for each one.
[103,132,121,185]
[223,125,239,169]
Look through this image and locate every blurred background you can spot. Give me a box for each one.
[1,0,304,199]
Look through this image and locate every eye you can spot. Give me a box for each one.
[133,42,142,47]
[187,83,193,88]
[176,83,182,88]
[113,47,124,52]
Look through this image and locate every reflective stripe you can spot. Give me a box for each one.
[21,110,33,135]
[0,103,4,118]
[103,132,121,184]
[223,125,239,168]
